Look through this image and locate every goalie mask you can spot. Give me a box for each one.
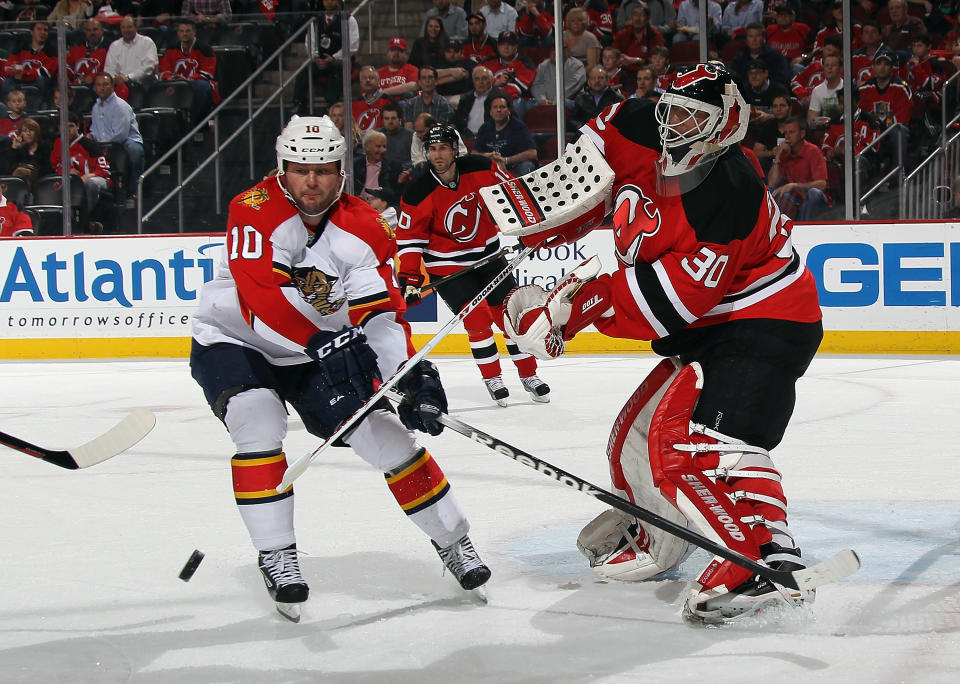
[275,115,347,216]
[654,62,749,194]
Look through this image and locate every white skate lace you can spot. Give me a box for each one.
[261,547,303,587]
[521,376,547,393]
[484,376,507,396]
[437,536,484,580]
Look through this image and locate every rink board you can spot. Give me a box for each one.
[1,221,959,358]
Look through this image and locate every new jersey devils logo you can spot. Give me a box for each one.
[174,58,200,77]
[443,192,482,243]
[672,64,719,89]
[356,107,381,131]
[612,184,661,266]
[74,57,102,77]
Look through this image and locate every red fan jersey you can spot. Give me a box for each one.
[158,41,220,104]
[766,23,811,61]
[906,56,946,99]
[463,36,497,63]
[576,98,821,343]
[517,11,554,45]
[822,116,879,156]
[50,135,113,187]
[67,43,108,84]
[0,115,23,137]
[397,155,511,277]
[0,196,33,237]
[814,24,862,52]
[352,92,395,131]
[378,63,419,91]
[480,56,536,100]
[859,77,912,125]
[3,47,57,83]
[791,60,823,100]
[655,70,676,92]
[585,7,614,43]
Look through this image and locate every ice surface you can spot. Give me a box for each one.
[0,355,957,683]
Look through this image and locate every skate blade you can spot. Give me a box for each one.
[276,602,303,623]
[527,392,550,404]
[470,585,489,604]
[495,398,508,407]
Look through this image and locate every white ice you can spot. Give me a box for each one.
[0,354,958,683]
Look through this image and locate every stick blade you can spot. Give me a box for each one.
[68,408,157,468]
[790,549,861,591]
[277,455,310,493]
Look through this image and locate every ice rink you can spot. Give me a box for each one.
[0,353,957,683]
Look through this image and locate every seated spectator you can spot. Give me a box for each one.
[620,0,677,45]
[473,94,538,177]
[46,0,93,32]
[411,17,449,69]
[353,65,396,131]
[852,20,888,85]
[859,48,912,164]
[0,180,34,237]
[517,0,555,47]
[157,20,220,123]
[722,0,764,42]
[328,100,363,150]
[649,44,676,91]
[180,0,232,41]
[292,0,359,116]
[481,0,518,41]
[378,102,414,183]
[402,66,456,128]
[744,60,790,112]
[363,187,398,230]
[435,40,474,100]
[1,119,51,184]
[423,0,468,43]
[67,19,108,88]
[766,6,812,71]
[2,22,57,104]
[882,0,925,62]
[480,31,536,118]
[730,22,792,90]
[51,112,112,233]
[379,38,420,100]
[821,87,881,183]
[906,32,947,141]
[104,16,159,105]
[748,93,792,172]
[673,0,722,46]
[354,129,401,206]
[91,72,144,200]
[631,64,661,102]
[565,7,602,71]
[571,66,623,128]
[601,46,634,97]
[815,1,863,54]
[453,66,508,138]
[792,34,842,104]
[464,12,497,63]
[768,116,830,221]
[0,90,27,137]
[581,0,615,46]
[530,41,587,109]
[613,5,665,73]
[807,53,844,129]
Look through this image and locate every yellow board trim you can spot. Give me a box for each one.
[2,331,960,359]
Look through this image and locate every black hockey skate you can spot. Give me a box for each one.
[433,535,492,594]
[520,375,550,403]
[484,376,509,407]
[258,544,309,622]
[683,544,815,625]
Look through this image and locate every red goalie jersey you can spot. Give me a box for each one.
[578,99,821,344]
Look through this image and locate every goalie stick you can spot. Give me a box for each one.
[0,408,157,470]
[419,244,520,297]
[436,413,861,593]
[277,242,540,492]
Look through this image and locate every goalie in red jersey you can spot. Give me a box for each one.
[486,62,823,624]
[189,116,490,622]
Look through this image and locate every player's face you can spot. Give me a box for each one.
[283,162,342,216]
[427,142,456,175]
[665,106,710,137]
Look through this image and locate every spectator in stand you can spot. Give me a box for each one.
[473,94,538,176]
[673,0,722,46]
[402,66,456,127]
[860,48,912,164]
[616,0,677,42]
[600,45,632,97]
[744,59,790,112]
[576,0,615,46]
[378,38,421,100]
[423,0,468,43]
[481,0,519,41]
[179,0,232,40]
[565,7,602,71]
[882,0,926,61]
[731,22,792,90]
[722,0,764,42]
[354,129,401,206]
[50,112,112,233]
[631,64,661,101]
[792,34,841,103]
[530,39,586,108]
[814,1,863,53]
[46,0,93,32]
[378,102,414,184]
[517,0,555,47]
[353,65,396,131]
[292,0,359,116]
[853,20,888,85]
[464,12,498,63]
[453,65,507,138]
[67,19,108,88]
[91,72,144,200]
[5,119,51,184]
[0,180,34,237]
[104,16,159,105]
[435,40,475,100]
[2,22,57,103]
[480,31,537,117]
[766,6,812,72]
[137,0,178,39]
[157,20,219,123]
[821,86,881,183]
[0,90,27,138]
[570,65,623,127]
[807,53,844,129]
[363,186,398,229]
[906,32,947,142]
[768,116,830,220]
[613,5,665,73]
[411,16,449,69]
[749,93,792,173]
[328,100,363,149]
[410,112,468,171]
[649,44,676,91]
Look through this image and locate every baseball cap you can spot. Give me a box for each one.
[388,37,407,51]
[498,30,519,44]
[776,5,795,13]
[445,38,462,50]
[874,49,895,64]
[747,59,768,72]
[467,12,485,22]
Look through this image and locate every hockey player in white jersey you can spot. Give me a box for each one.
[189,116,490,621]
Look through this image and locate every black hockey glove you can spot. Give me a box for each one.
[395,359,448,436]
[305,326,380,402]
[398,271,425,305]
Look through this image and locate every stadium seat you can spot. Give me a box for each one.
[145,80,194,112]
[0,175,30,208]
[669,41,703,67]
[721,39,745,64]
[69,85,95,114]
[523,104,560,133]
[100,142,129,199]
[214,46,252,98]
[139,26,167,52]
[19,85,45,113]
[25,174,85,234]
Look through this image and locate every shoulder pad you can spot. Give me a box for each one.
[401,169,439,206]
[456,154,494,174]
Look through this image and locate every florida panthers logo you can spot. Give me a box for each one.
[291,266,345,315]
[443,192,482,243]
[672,64,719,89]
[612,184,661,266]
[238,187,269,210]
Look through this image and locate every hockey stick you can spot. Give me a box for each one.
[436,413,861,592]
[418,244,519,297]
[277,242,539,491]
[0,408,157,470]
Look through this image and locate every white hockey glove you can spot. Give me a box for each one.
[503,255,613,360]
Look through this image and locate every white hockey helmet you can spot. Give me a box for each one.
[654,62,750,183]
[275,115,346,170]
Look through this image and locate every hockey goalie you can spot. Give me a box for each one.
[484,62,824,624]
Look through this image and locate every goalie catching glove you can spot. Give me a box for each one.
[503,256,613,359]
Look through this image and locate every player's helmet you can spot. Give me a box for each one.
[275,115,345,170]
[654,62,749,180]
[423,124,459,153]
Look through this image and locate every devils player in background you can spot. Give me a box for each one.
[189,116,491,622]
[500,62,823,624]
[397,124,550,407]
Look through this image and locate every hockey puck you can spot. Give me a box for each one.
[178,549,204,581]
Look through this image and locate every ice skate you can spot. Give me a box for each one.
[258,544,309,623]
[433,534,491,599]
[484,376,509,407]
[683,545,815,625]
[520,375,550,403]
